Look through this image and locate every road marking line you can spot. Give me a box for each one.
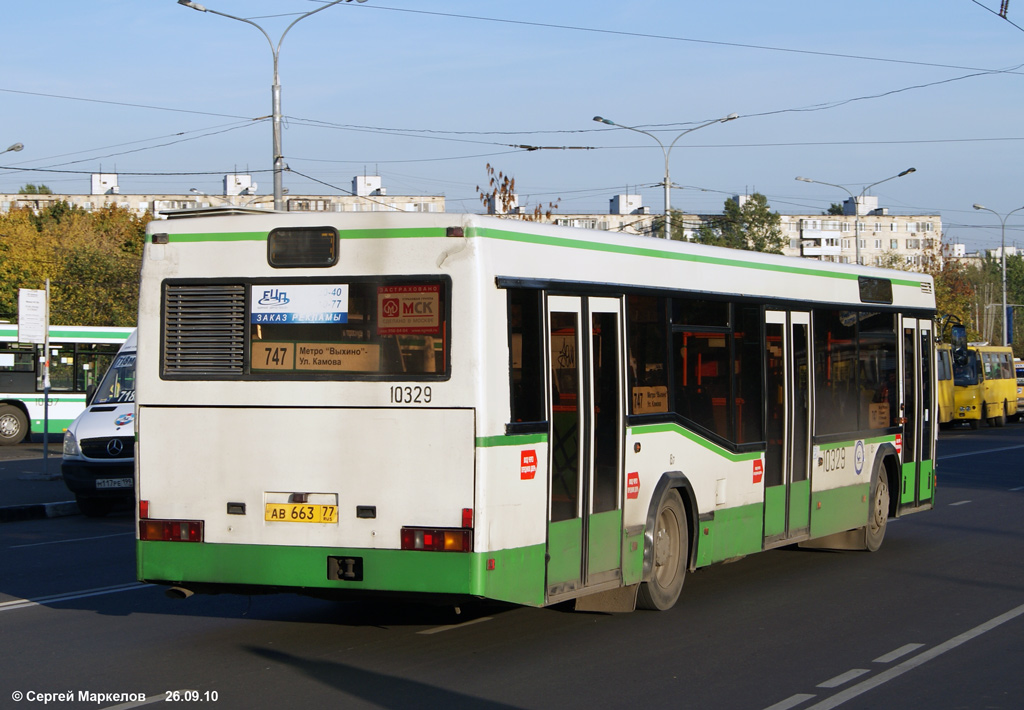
[873,643,924,663]
[417,616,493,635]
[804,602,1024,709]
[949,500,972,506]
[763,694,815,710]
[938,444,1024,460]
[10,532,134,549]
[817,669,869,688]
[0,582,148,612]
[1011,486,1024,492]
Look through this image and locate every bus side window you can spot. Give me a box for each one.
[508,289,545,424]
[626,295,668,414]
[813,310,859,435]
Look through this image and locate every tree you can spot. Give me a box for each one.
[876,250,905,270]
[825,203,844,216]
[476,163,559,221]
[0,203,149,326]
[18,184,53,194]
[650,209,689,241]
[692,193,786,254]
[1007,253,1024,355]
[927,256,980,343]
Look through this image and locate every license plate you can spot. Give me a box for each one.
[96,477,133,489]
[265,503,338,523]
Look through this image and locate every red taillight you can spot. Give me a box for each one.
[139,500,150,519]
[400,527,472,552]
[139,519,204,542]
[462,508,473,528]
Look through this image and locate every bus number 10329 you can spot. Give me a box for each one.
[390,385,432,404]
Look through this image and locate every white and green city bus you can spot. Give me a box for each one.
[135,210,936,611]
[0,325,134,445]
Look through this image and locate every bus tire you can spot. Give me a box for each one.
[996,402,1007,428]
[0,405,28,445]
[865,467,890,552]
[637,489,687,611]
[968,417,980,430]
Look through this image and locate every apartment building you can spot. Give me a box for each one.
[0,173,445,218]
[3,176,948,268]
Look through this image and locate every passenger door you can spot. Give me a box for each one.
[900,318,934,507]
[545,295,625,600]
[763,311,812,546]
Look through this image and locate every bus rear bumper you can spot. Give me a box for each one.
[137,539,546,607]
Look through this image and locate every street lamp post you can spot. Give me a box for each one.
[795,168,916,265]
[972,203,1024,347]
[593,113,738,239]
[177,0,367,211]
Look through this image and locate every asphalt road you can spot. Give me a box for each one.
[1,423,1022,710]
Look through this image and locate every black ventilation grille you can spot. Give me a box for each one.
[81,436,134,459]
[163,284,246,375]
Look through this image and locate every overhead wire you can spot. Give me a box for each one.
[968,0,1024,32]
[349,4,1024,75]
[3,1,1022,207]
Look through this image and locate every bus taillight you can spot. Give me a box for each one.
[139,519,204,542]
[400,527,472,552]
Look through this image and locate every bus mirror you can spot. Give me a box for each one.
[951,324,968,366]
[85,384,97,407]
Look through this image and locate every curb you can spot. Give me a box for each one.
[0,501,80,524]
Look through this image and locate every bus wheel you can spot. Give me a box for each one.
[866,470,890,552]
[996,403,1007,428]
[0,405,28,445]
[968,417,980,430]
[637,489,687,611]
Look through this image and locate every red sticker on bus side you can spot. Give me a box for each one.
[895,434,902,455]
[626,472,640,499]
[753,459,764,484]
[520,450,537,480]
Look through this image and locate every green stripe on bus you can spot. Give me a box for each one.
[31,418,74,432]
[695,501,765,567]
[339,228,446,240]
[161,231,267,243]
[811,483,872,538]
[628,421,762,463]
[471,226,927,289]
[0,327,131,342]
[155,224,928,289]
[818,435,896,451]
[138,540,546,607]
[476,433,547,448]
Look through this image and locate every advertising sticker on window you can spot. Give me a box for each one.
[377,285,440,335]
[251,284,349,324]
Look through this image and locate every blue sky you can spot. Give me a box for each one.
[2,0,1023,251]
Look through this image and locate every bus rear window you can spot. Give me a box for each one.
[858,276,893,305]
[267,227,338,268]
[249,280,448,378]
